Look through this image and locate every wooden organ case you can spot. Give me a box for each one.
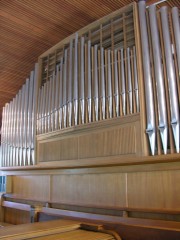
[0,2,180,240]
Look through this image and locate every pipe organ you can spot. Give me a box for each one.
[0,2,180,240]
[0,1,180,167]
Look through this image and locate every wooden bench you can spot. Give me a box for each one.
[1,197,180,240]
[0,219,121,239]
[0,199,39,225]
[37,207,180,240]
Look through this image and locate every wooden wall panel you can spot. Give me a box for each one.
[37,115,140,164]
[127,170,180,211]
[12,176,50,201]
[4,167,180,215]
[51,173,127,208]
[39,137,78,162]
[78,126,136,159]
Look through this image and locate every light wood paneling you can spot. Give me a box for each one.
[51,173,126,208]
[127,170,180,211]
[79,126,136,159]
[12,175,50,201]
[37,115,140,164]
[39,137,78,162]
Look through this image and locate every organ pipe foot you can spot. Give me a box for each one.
[146,128,156,156]
[159,125,168,155]
[171,121,180,153]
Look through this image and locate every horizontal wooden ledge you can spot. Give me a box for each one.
[3,196,180,215]
[0,153,180,171]
[2,200,31,211]
[40,207,180,231]
[36,113,140,141]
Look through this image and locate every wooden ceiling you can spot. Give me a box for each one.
[0,0,179,127]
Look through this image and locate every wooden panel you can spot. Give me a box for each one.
[4,208,30,225]
[37,115,140,164]
[79,125,136,159]
[12,175,50,201]
[51,173,126,208]
[39,137,78,162]
[127,170,180,211]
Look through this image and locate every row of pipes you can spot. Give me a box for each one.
[138,1,179,155]
[0,64,38,167]
[37,41,140,134]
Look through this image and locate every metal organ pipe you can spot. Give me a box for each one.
[149,4,168,154]
[138,0,156,155]
[160,6,179,153]
[172,7,180,75]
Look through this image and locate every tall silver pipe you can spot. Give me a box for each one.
[100,47,106,120]
[3,105,7,166]
[40,85,44,134]
[160,6,179,153]
[37,88,41,135]
[45,81,49,133]
[73,33,79,126]
[7,102,12,166]
[68,39,73,127]
[63,49,68,128]
[120,48,126,116]
[39,88,43,134]
[87,40,92,123]
[80,37,85,124]
[1,107,5,166]
[31,63,38,165]
[54,65,60,130]
[51,72,56,131]
[13,95,17,165]
[149,4,168,154]
[42,83,47,134]
[59,58,63,129]
[27,72,34,164]
[9,100,14,166]
[20,84,26,165]
[114,49,119,117]
[47,78,52,132]
[23,78,29,165]
[138,0,156,155]
[133,46,139,112]
[94,44,99,121]
[172,7,180,75]
[127,47,133,114]
[107,50,112,118]
[1,107,4,166]
[5,104,9,166]
[16,90,21,165]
